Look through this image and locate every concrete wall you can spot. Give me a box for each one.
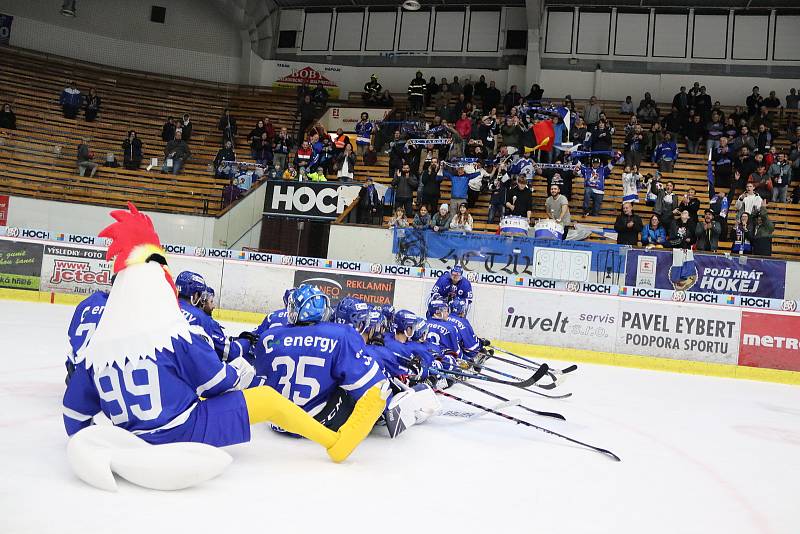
[4,0,242,82]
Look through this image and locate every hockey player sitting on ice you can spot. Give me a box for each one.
[430,265,473,305]
[176,271,258,387]
[252,285,389,433]
[334,299,440,438]
[202,286,215,316]
[176,271,253,364]
[62,203,377,462]
[446,298,482,361]
[252,288,293,338]
[65,288,110,384]
[378,309,457,389]
[425,299,464,360]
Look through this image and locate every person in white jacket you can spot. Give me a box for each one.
[735,182,763,221]
[450,203,474,233]
[621,165,642,203]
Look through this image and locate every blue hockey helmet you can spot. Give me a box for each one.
[427,298,449,319]
[450,298,469,317]
[411,318,429,342]
[283,287,295,307]
[175,271,207,303]
[367,305,383,331]
[393,309,419,336]
[380,304,395,330]
[451,265,464,275]
[334,297,370,333]
[287,284,331,324]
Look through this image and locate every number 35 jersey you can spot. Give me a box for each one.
[252,322,384,417]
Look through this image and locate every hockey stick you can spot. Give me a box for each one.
[457,381,566,421]
[489,346,578,376]
[478,362,563,391]
[434,362,550,389]
[439,398,521,421]
[435,389,621,462]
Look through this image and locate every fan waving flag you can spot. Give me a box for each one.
[555,106,572,138]
[532,120,555,151]
[707,148,715,197]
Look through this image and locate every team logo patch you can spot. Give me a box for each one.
[671,290,687,302]
[565,281,580,292]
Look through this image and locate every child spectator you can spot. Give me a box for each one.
[413,205,432,229]
[450,203,473,233]
[388,207,409,228]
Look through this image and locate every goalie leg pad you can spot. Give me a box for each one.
[384,384,441,439]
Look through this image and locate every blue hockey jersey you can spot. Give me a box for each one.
[425,318,462,357]
[431,272,473,303]
[253,322,385,416]
[355,121,374,146]
[62,332,241,441]
[579,164,611,194]
[447,315,480,357]
[365,341,408,379]
[180,299,249,362]
[66,291,109,366]
[253,308,289,339]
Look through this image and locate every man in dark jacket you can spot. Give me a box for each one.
[161,116,176,142]
[750,206,774,256]
[695,209,721,252]
[213,141,236,179]
[297,95,316,140]
[614,202,643,245]
[162,130,191,175]
[357,177,381,225]
[505,176,532,219]
[483,81,501,112]
[391,163,419,217]
[419,159,444,210]
[407,71,426,114]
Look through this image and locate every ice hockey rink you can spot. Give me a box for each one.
[1,299,798,534]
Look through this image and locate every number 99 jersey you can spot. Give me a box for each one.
[252,322,385,417]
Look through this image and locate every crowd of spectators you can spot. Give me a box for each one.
[11,69,795,259]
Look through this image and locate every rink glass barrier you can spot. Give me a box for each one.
[0,230,799,378]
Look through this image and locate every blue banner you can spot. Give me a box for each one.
[625,249,786,299]
[392,228,626,281]
[0,14,12,45]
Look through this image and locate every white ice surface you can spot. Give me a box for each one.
[1,300,799,534]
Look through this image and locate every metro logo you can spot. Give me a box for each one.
[739,311,800,372]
